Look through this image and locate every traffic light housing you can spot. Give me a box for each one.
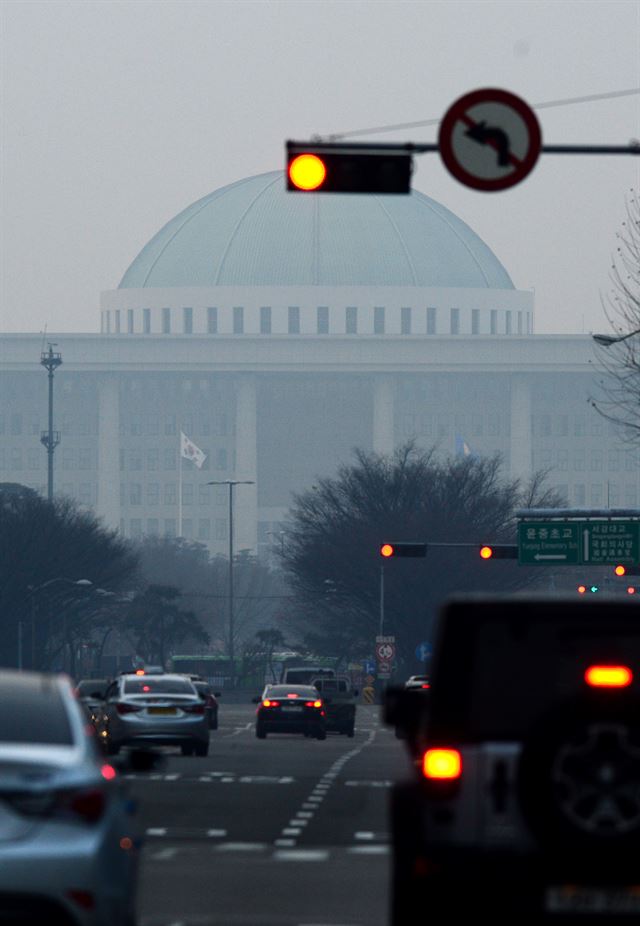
[380,542,427,558]
[478,544,518,560]
[287,141,412,194]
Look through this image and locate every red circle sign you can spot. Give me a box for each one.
[439,88,541,192]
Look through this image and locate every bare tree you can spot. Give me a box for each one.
[591,191,640,437]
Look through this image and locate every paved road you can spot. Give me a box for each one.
[129,703,412,926]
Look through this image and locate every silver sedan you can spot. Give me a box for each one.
[0,669,139,925]
[102,673,210,757]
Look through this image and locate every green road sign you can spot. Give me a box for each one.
[518,522,580,565]
[518,520,640,566]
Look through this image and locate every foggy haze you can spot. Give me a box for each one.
[1,0,639,336]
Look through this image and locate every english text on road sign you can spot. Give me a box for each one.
[439,88,541,192]
[518,520,640,566]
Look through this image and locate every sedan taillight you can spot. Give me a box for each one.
[305,700,323,708]
[116,702,142,715]
[7,786,106,824]
[182,702,205,714]
[422,748,462,780]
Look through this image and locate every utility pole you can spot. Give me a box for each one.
[40,344,62,501]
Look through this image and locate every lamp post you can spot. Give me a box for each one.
[24,577,92,671]
[39,343,63,502]
[207,479,254,685]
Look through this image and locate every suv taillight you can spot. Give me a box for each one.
[422,748,462,780]
[585,665,633,688]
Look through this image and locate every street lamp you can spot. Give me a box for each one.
[592,329,640,346]
[24,578,92,671]
[207,480,254,685]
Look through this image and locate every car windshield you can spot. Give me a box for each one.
[0,678,73,746]
[124,678,195,695]
[264,686,319,699]
[76,679,107,697]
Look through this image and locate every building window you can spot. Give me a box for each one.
[164,519,176,538]
[147,518,159,536]
[114,310,121,334]
[147,449,159,471]
[130,519,142,539]
[78,449,92,470]
[233,306,244,334]
[216,519,227,540]
[198,483,210,505]
[217,448,228,470]
[127,309,134,333]
[207,307,218,334]
[198,519,210,541]
[401,306,411,335]
[346,306,357,334]
[471,309,480,335]
[164,483,177,505]
[143,308,151,333]
[147,484,159,506]
[608,450,620,471]
[182,483,194,506]
[105,311,111,333]
[317,306,329,334]
[374,306,385,335]
[557,449,569,471]
[574,484,586,505]
[183,307,193,334]
[574,449,586,471]
[450,308,460,335]
[10,414,22,436]
[490,310,498,334]
[590,450,603,472]
[427,307,437,335]
[517,311,523,334]
[505,311,512,335]
[130,484,142,506]
[260,306,272,334]
[162,307,171,334]
[288,306,300,334]
[164,448,176,470]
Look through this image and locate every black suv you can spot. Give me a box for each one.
[388,595,640,924]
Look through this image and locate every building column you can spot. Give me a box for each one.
[373,377,395,456]
[96,376,120,530]
[234,376,258,554]
[510,374,532,480]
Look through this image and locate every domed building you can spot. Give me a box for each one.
[1,172,616,558]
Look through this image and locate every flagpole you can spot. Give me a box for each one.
[178,430,183,538]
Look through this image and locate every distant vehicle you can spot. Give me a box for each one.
[183,675,221,730]
[281,665,336,686]
[102,673,210,756]
[312,677,357,737]
[75,677,109,729]
[0,669,140,925]
[253,684,327,740]
[404,674,430,690]
[388,595,640,924]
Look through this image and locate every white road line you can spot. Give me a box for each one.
[215,842,268,852]
[274,849,330,862]
[164,774,180,781]
[146,827,167,837]
[221,776,234,783]
[355,831,375,840]
[282,827,302,835]
[296,811,314,818]
[347,845,389,855]
[206,828,227,837]
[289,818,308,827]
[274,838,296,847]
[302,803,317,810]
[150,847,178,861]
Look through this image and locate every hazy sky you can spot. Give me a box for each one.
[1,0,639,335]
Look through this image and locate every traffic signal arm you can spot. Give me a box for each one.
[287,141,415,194]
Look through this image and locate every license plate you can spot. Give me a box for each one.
[147,707,177,715]
[546,886,640,914]
[281,706,302,712]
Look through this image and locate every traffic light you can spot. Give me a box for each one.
[478,544,518,560]
[614,564,627,577]
[577,584,600,594]
[287,141,412,194]
[380,542,427,558]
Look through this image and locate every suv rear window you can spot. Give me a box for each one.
[0,678,73,745]
[429,597,640,742]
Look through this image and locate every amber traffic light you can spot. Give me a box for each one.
[478,544,518,559]
[286,141,412,194]
[379,542,427,558]
[614,564,627,577]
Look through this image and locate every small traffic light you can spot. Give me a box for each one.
[577,585,587,595]
[590,585,599,593]
[614,564,627,577]
[287,141,412,194]
[478,544,518,559]
[628,586,637,595]
[380,542,427,558]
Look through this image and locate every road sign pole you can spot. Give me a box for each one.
[379,566,384,637]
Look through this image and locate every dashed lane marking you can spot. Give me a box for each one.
[273,849,330,862]
[344,780,393,788]
[347,845,389,855]
[215,842,268,852]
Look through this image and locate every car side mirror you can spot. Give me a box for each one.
[251,696,261,704]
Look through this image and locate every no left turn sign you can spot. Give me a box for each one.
[439,88,542,192]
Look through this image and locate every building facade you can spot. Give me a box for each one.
[1,172,632,556]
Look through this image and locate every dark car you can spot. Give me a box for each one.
[312,677,357,736]
[191,679,221,730]
[253,685,326,739]
[74,677,109,728]
[388,595,640,925]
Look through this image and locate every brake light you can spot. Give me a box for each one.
[305,700,323,708]
[100,764,117,781]
[69,788,106,823]
[423,749,462,780]
[585,665,633,688]
[116,702,142,714]
[135,669,145,676]
[421,683,430,689]
[262,699,280,708]
[286,693,299,698]
[183,702,205,714]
